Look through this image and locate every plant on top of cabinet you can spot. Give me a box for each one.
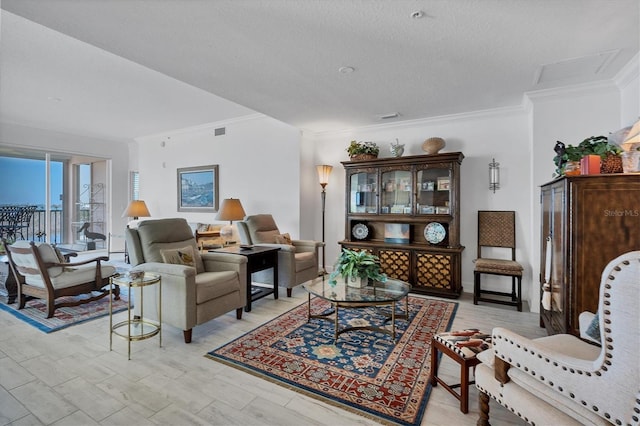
[347,140,379,161]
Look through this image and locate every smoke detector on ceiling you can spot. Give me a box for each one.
[338,66,355,74]
[410,11,424,19]
[379,112,400,120]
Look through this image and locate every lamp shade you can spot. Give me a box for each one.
[122,200,151,219]
[215,198,246,222]
[621,119,640,151]
[316,164,333,187]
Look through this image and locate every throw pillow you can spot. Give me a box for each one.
[274,233,293,245]
[160,246,196,268]
[585,312,601,343]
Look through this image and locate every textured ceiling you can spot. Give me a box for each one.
[1,0,638,141]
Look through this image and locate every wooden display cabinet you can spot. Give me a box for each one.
[340,152,464,298]
[539,174,640,336]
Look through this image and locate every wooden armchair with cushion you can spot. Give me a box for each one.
[125,218,247,343]
[475,250,640,425]
[2,239,118,318]
[237,214,323,297]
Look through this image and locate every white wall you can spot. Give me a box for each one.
[0,121,131,249]
[134,115,304,237]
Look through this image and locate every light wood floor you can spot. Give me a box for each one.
[0,269,546,426]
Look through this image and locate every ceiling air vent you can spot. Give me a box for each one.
[214,127,226,136]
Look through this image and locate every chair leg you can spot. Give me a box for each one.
[511,276,517,301]
[516,276,522,312]
[183,329,192,343]
[478,391,491,426]
[46,300,55,318]
[429,339,439,386]
[473,272,480,305]
[236,308,243,319]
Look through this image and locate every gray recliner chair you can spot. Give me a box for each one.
[126,218,247,343]
[237,214,323,297]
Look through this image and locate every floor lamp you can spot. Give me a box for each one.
[316,165,333,274]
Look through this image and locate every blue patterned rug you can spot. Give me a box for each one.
[0,287,129,333]
[207,296,457,425]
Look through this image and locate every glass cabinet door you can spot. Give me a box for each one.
[349,171,378,213]
[417,168,451,215]
[380,169,412,215]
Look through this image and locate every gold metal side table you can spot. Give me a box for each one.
[110,272,161,359]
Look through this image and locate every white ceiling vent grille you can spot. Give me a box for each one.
[214,127,226,136]
[535,50,619,85]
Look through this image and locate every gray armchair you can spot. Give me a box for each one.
[126,218,247,343]
[237,214,323,297]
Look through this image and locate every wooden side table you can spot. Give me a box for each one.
[210,245,280,312]
[110,272,161,360]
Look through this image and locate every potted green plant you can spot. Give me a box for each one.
[329,248,387,288]
[553,136,622,176]
[347,140,380,161]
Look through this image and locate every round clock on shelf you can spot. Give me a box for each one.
[424,222,446,245]
[352,223,369,240]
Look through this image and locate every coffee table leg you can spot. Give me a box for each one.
[392,301,396,340]
[334,303,339,343]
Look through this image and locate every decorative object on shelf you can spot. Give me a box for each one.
[580,154,601,175]
[329,248,387,288]
[424,222,447,245]
[552,136,622,176]
[316,165,333,272]
[384,223,410,244]
[122,200,151,220]
[621,149,640,173]
[390,138,405,157]
[422,137,446,155]
[437,176,451,191]
[215,198,246,245]
[351,223,369,240]
[620,118,640,152]
[489,158,500,192]
[347,140,379,161]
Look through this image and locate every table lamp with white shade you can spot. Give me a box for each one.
[216,198,246,245]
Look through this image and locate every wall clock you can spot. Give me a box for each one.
[424,222,446,245]
[352,223,369,240]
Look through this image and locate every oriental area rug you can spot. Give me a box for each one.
[206,296,457,426]
[0,289,129,333]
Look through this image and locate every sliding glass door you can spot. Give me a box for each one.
[0,148,108,250]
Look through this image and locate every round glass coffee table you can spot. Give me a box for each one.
[303,276,411,343]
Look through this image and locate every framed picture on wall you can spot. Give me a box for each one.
[177,165,219,212]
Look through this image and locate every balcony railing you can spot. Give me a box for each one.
[0,207,87,244]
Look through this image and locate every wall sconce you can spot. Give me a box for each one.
[489,158,500,193]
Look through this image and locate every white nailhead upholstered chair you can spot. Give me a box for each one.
[126,218,247,343]
[475,250,640,426]
[237,214,323,297]
[3,239,117,318]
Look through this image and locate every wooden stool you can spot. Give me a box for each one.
[429,329,492,413]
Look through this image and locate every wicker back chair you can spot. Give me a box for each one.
[473,211,523,311]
